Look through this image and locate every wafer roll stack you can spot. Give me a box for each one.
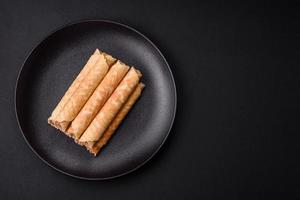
[48,49,145,156]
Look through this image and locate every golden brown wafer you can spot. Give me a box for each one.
[49,49,100,120]
[67,61,130,139]
[90,83,145,156]
[48,50,116,132]
[78,67,142,147]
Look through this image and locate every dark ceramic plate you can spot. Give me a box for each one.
[15,20,176,180]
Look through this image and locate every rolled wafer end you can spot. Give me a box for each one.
[133,67,142,78]
[48,118,61,130]
[98,49,116,66]
[94,49,100,54]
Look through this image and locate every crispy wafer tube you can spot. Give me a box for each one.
[49,49,100,120]
[78,67,142,147]
[48,51,116,132]
[90,83,145,156]
[67,61,130,139]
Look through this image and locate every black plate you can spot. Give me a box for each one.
[15,20,176,180]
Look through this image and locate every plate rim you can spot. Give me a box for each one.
[15,19,177,180]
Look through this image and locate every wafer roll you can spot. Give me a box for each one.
[90,83,145,155]
[48,50,116,132]
[79,67,142,147]
[67,61,130,139]
[49,49,100,120]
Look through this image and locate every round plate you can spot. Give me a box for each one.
[15,20,176,180]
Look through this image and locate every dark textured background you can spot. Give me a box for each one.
[0,0,299,199]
